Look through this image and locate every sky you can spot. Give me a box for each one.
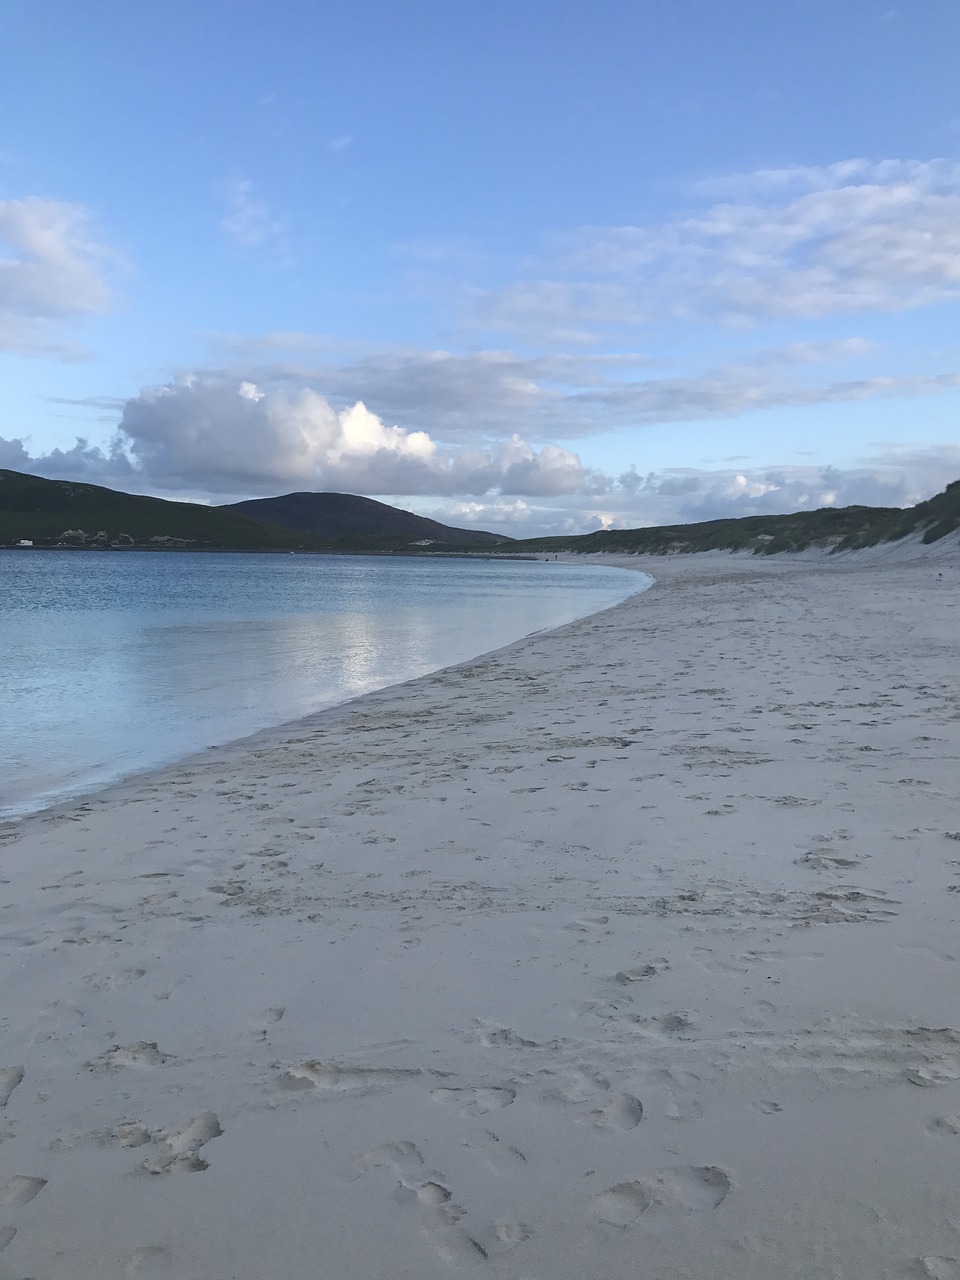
[2,0,959,537]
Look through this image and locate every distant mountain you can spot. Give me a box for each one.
[222,491,512,549]
[0,470,513,552]
[504,478,960,556]
[0,470,322,550]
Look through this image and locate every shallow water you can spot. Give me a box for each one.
[0,551,646,818]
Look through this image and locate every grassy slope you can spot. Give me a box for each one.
[0,471,505,552]
[0,471,320,550]
[223,491,510,548]
[505,480,960,556]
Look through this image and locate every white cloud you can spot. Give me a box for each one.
[0,197,115,356]
[200,336,960,444]
[424,445,960,538]
[110,375,588,496]
[476,159,960,336]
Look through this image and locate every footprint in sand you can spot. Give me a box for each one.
[466,1129,527,1172]
[927,1116,960,1135]
[125,1245,173,1276]
[920,1259,960,1280]
[906,1065,960,1088]
[113,1123,152,1148]
[250,1006,286,1041]
[0,1066,24,1107]
[578,1094,644,1131]
[591,1166,734,1226]
[479,1026,541,1049]
[349,1139,426,1184]
[141,1113,221,1174]
[104,1042,173,1069]
[615,960,668,984]
[796,852,861,871]
[650,1011,698,1035]
[543,1068,610,1105]
[0,1175,47,1208]
[280,1061,420,1093]
[350,1141,489,1266]
[567,914,609,933]
[493,1220,530,1250]
[432,1087,516,1116]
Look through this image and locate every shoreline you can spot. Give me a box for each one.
[1,548,959,1279]
[1,557,648,825]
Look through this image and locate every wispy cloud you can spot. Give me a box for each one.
[0,197,117,357]
[219,179,288,256]
[473,159,960,339]
[194,336,960,445]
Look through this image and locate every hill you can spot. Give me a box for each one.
[0,470,325,550]
[3,467,957,558]
[222,491,511,549]
[504,479,960,557]
[0,470,511,552]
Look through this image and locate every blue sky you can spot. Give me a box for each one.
[2,0,959,535]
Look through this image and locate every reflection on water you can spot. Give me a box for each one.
[0,551,647,818]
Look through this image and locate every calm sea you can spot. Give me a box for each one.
[0,551,647,819]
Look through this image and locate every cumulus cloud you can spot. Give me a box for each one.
[631,447,960,525]
[110,375,587,496]
[0,197,115,356]
[421,445,960,538]
[0,433,133,485]
[476,159,960,337]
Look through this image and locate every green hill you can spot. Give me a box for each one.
[0,470,511,552]
[0,470,322,550]
[222,491,511,549]
[504,478,960,557]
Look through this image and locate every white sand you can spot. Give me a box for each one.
[1,544,959,1279]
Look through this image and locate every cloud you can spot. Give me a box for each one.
[571,369,960,430]
[416,445,960,538]
[0,197,115,356]
[108,375,588,497]
[6,421,958,541]
[219,179,286,254]
[637,447,960,524]
[475,159,960,337]
[200,335,960,444]
[0,433,133,484]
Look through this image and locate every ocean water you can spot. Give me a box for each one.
[0,551,647,819]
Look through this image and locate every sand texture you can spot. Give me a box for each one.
[1,546,959,1279]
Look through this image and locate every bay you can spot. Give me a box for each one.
[0,550,647,819]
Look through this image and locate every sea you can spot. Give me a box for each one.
[0,550,648,820]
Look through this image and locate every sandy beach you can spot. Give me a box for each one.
[2,544,959,1280]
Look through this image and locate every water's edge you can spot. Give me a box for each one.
[3,564,653,824]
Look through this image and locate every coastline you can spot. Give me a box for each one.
[1,547,959,1279]
[1,555,646,823]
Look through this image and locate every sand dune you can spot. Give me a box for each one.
[1,545,958,1279]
